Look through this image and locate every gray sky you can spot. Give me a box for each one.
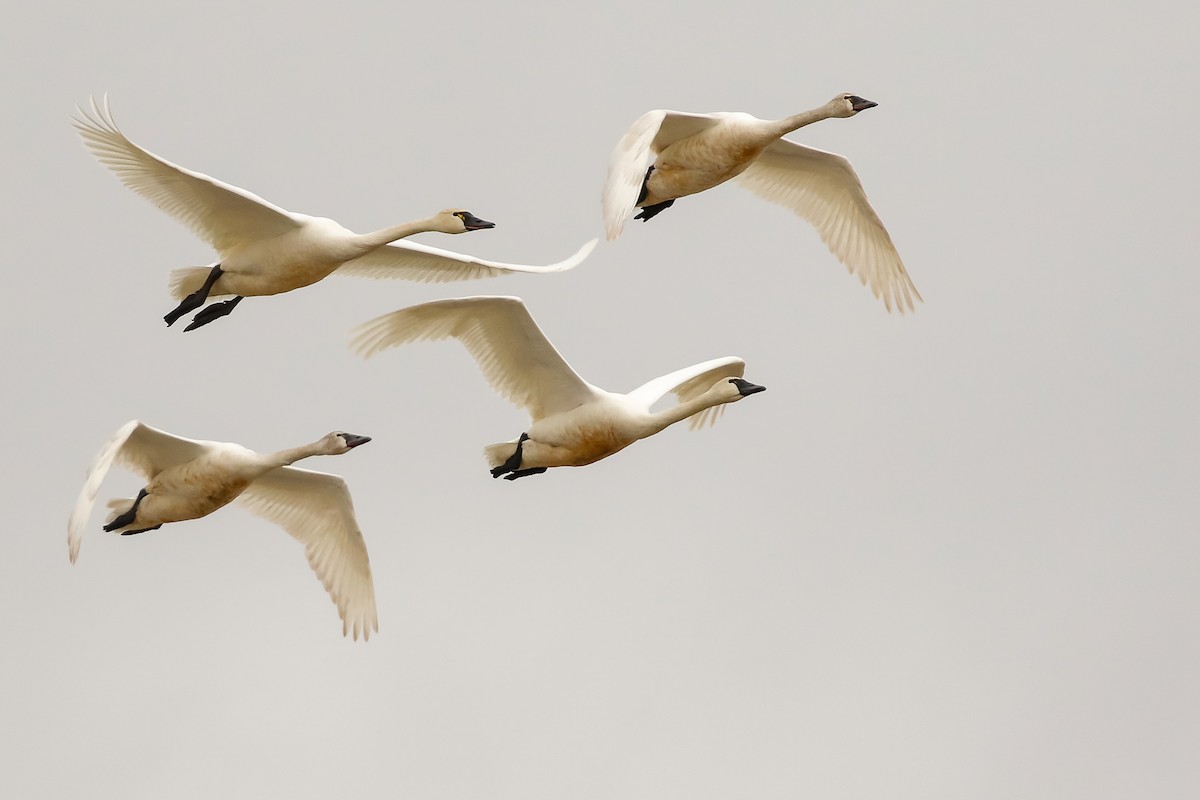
[3,1,1198,798]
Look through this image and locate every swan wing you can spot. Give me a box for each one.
[603,110,721,239]
[67,421,210,564]
[73,96,300,252]
[627,356,747,430]
[237,467,378,641]
[734,138,921,313]
[350,296,596,420]
[334,237,597,282]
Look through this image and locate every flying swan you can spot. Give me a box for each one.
[349,296,766,479]
[602,93,920,312]
[73,96,598,331]
[67,421,378,640]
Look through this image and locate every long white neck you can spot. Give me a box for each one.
[640,390,728,438]
[351,215,448,254]
[765,103,840,139]
[262,439,334,470]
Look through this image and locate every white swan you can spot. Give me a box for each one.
[73,96,597,331]
[349,296,766,479]
[602,93,920,312]
[67,421,378,640]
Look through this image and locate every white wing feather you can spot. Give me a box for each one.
[602,110,721,240]
[335,238,597,282]
[237,467,378,641]
[733,138,921,312]
[350,296,596,420]
[67,421,210,564]
[72,95,300,252]
[627,357,747,431]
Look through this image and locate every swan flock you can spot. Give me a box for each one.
[70,92,917,638]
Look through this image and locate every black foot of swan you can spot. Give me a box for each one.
[184,295,244,331]
[491,433,530,479]
[504,467,548,481]
[164,264,224,326]
[634,198,675,221]
[103,487,149,532]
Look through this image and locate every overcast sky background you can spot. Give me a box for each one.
[2,1,1197,798]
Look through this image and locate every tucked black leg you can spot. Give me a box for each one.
[184,295,244,331]
[503,467,548,481]
[490,433,530,479]
[103,488,149,532]
[634,198,675,221]
[636,165,654,205]
[121,524,163,536]
[164,264,224,326]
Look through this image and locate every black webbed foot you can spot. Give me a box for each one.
[164,290,209,326]
[503,467,548,481]
[103,488,149,532]
[634,198,675,221]
[184,295,244,331]
[490,433,530,479]
[165,265,224,326]
[121,524,163,536]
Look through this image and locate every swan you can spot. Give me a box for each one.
[602,93,920,312]
[349,296,766,479]
[73,96,598,331]
[67,421,378,640]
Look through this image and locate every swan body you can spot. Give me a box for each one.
[73,96,596,329]
[603,94,920,312]
[68,421,378,640]
[349,296,766,478]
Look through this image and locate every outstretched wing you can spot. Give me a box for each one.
[627,356,747,431]
[73,95,300,252]
[602,109,721,240]
[237,466,378,642]
[334,237,597,282]
[67,421,210,564]
[734,138,921,313]
[350,295,597,421]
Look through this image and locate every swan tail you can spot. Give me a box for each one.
[483,442,516,469]
[168,268,209,300]
[103,498,137,532]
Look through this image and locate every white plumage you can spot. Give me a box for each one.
[68,422,378,641]
[602,93,920,312]
[73,96,596,329]
[349,296,766,478]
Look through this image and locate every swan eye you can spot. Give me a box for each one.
[453,212,466,220]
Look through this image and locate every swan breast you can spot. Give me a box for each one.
[526,402,644,466]
[141,447,265,523]
[218,217,361,294]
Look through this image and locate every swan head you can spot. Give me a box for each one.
[320,431,373,454]
[433,209,496,234]
[829,93,878,118]
[711,377,767,404]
